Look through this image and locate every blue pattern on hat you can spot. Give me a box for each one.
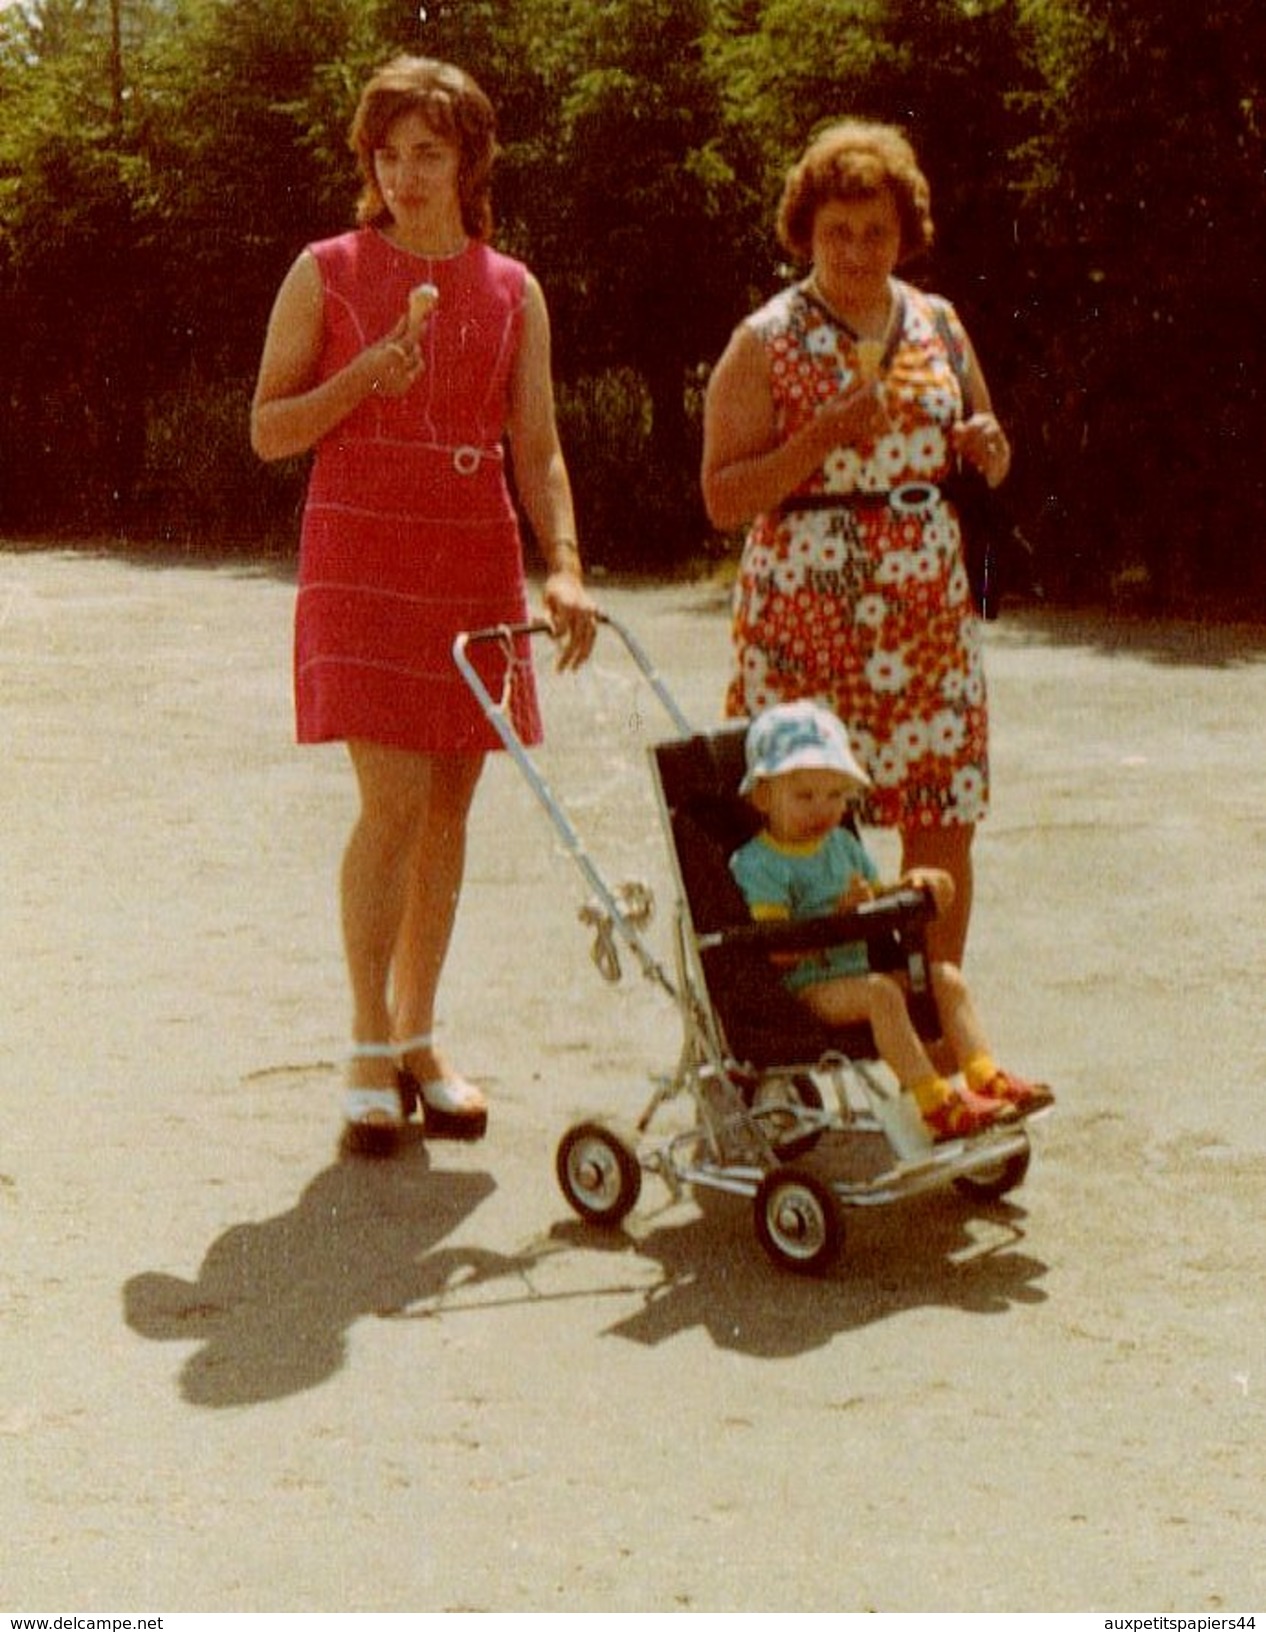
[741,699,869,792]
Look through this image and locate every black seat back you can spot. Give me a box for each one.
[651,727,878,1069]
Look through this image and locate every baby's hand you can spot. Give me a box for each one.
[903,867,955,916]
[838,874,875,912]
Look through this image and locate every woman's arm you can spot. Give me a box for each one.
[700,324,885,530]
[505,274,596,668]
[951,328,1011,489]
[250,251,421,462]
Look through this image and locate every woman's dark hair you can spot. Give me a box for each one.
[349,55,497,240]
[776,120,934,266]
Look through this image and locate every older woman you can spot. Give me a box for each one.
[252,56,597,1150]
[701,119,1011,966]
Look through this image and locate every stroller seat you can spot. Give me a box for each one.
[650,723,939,1073]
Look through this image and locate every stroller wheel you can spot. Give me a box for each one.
[952,1138,1031,1203]
[556,1121,643,1227]
[747,1072,825,1161]
[753,1167,842,1276]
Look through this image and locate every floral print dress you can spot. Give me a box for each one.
[725,279,988,832]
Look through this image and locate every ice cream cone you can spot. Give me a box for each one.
[406,282,439,339]
[856,339,885,383]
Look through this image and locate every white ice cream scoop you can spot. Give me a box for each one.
[406,281,439,338]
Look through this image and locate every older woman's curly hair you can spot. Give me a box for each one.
[349,55,498,240]
[776,120,934,266]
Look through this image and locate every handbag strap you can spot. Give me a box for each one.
[930,297,975,419]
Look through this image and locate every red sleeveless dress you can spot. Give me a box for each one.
[294,231,542,753]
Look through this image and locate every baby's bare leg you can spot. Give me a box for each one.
[930,962,990,1069]
[800,972,934,1088]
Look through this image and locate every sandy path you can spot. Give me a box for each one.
[1,547,1263,1612]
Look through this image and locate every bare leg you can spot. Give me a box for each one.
[800,973,937,1090]
[901,821,974,965]
[342,741,443,1092]
[929,961,989,1068]
[391,753,485,1088]
[799,968,1014,1139]
[932,960,1054,1112]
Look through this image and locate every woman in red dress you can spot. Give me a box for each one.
[252,56,597,1150]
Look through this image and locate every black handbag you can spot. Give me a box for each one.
[931,300,1019,620]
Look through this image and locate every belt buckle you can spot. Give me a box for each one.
[452,445,482,476]
[889,481,940,515]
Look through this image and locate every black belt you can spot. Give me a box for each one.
[779,481,943,516]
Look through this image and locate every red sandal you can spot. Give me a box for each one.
[978,1071,1055,1116]
[921,1085,1017,1144]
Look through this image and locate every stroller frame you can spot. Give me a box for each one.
[454,615,1036,1274]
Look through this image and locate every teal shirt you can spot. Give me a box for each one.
[729,827,880,990]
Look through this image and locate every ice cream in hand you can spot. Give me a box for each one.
[406,282,439,339]
[855,339,885,383]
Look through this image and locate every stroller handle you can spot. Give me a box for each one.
[451,609,691,1004]
[453,615,556,644]
[453,611,694,738]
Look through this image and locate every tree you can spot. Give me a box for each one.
[0,0,415,536]
[1012,0,1266,599]
[0,0,169,527]
[477,0,756,564]
[3,0,1263,603]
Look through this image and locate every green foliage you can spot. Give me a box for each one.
[554,368,655,567]
[0,1,164,525]
[534,0,751,560]
[1010,0,1266,599]
[137,370,304,545]
[1,0,1264,604]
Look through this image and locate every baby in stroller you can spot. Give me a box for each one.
[730,700,1054,1144]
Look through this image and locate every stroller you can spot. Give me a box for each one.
[454,614,1040,1275]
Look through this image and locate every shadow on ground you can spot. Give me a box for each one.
[985,607,1266,668]
[122,1137,495,1408]
[124,1120,1049,1405]
[383,1146,1049,1362]
[557,1185,1047,1356]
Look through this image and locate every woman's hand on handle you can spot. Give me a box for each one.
[544,571,599,671]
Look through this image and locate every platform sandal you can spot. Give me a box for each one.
[340,1043,406,1157]
[396,1033,489,1142]
[922,1084,1018,1145]
[977,1071,1055,1116]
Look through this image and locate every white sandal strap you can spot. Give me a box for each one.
[348,1041,400,1061]
[396,1032,434,1056]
